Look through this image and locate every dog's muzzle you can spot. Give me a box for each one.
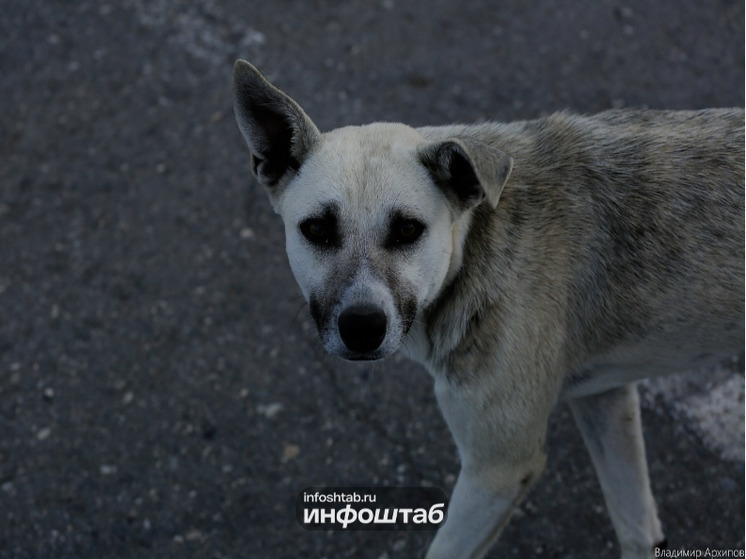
[338,304,387,356]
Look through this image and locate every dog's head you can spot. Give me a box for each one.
[233,60,512,361]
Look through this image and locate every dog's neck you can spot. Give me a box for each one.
[400,208,477,373]
[443,211,474,291]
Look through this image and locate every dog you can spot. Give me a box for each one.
[232,59,744,559]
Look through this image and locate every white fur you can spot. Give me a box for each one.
[279,124,457,359]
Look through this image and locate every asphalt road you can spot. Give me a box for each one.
[1,1,743,558]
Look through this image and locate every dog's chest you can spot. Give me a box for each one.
[400,319,433,369]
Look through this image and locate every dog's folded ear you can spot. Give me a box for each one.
[233,60,320,190]
[418,138,513,211]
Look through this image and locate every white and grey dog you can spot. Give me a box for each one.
[232,60,744,559]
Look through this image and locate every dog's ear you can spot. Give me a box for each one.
[233,60,320,190]
[418,138,513,211]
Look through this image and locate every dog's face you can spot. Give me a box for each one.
[279,124,456,360]
[233,60,512,360]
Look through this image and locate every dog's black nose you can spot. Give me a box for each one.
[338,305,387,355]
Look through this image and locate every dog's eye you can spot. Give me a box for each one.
[306,221,327,238]
[398,221,420,239]
[300,216,339,248]
[386,217,425,248]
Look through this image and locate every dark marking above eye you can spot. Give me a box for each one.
[384,212,426,249]
[299,205,341,249]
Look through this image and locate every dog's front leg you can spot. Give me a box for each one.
[569,383,665,559]
[425,461,540,559]
[425,376,552,559]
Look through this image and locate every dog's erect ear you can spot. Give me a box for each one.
[233,60,320,189]
[418,138,513,211]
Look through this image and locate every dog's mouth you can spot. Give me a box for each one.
[338,343,394,362]
[344,352,386,362]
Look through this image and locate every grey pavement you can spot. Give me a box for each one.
[0,1,743,558]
